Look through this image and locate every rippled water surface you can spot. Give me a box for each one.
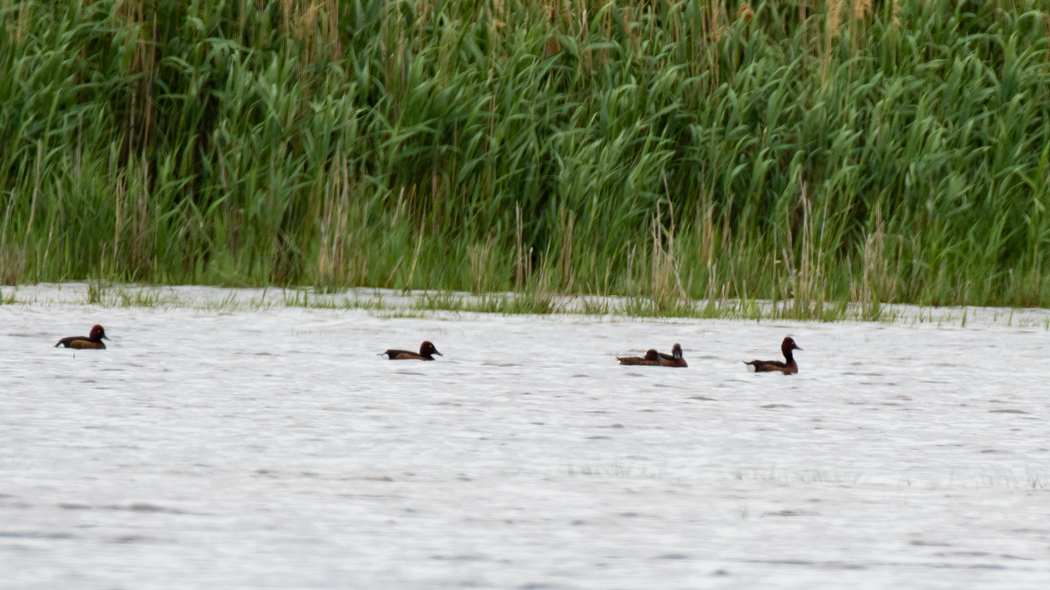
[3,288,1050,588]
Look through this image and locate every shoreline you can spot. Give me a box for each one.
[3,282,1049,330]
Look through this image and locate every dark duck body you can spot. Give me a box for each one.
[55,325,109,350]
[618,343,687,368]
[381,340,442,360]
[617,349,662,366]
[745,337,802,374]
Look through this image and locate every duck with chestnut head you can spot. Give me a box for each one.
[380,341,443,361]
[744,337,802,375]
[55,325,109,350]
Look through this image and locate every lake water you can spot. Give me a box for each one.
[3,286,1050,588]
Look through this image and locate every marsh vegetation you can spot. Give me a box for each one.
[4,0,1050,318]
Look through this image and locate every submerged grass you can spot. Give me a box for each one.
[568,462,664,478]
[5,1,1050,316]
[6,281,1050,329]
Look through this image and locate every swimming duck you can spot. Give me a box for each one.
[55,325,109,350]
[381,341,442,360]
[744,337,802,374]
[659,343,688,368]
[617,349,662,366]
[618,343,687,367]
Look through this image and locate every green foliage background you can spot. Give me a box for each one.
[3,0,1050,312]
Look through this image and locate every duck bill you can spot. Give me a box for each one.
[434,351,443,356]
[102,335,111,340]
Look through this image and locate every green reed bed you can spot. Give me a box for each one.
[3,0,1050,318]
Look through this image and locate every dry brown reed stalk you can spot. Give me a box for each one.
[543,1,561,57]
[14,0,31,46]
[279,0,338,88]
[625,5,637,49]
[293,1,324,74]
[822,0,842,84]
[709,1,723,44]
[469,236,495,293]
[0,189,17,284]
[624,242,635,296]
[39,216,55,283]
[346,198,371,286]
[416,0,431,25]
[798,0,808,49]
[650,202,686,307]
[598,6,610,66]
[515,203,525,287]
[113,1,156,159]
[293,2,320,41]
[858,206,895,309]
[281,0,293,36]
[130,157,151,273]
[324,0,342,60]
[141,15,157,153]
[317,158,342,285]
[406,219,425,290]
[112,173,124,270]
[697,187,715,269]
[850,0,871,56]
[580,5,592,73]
[488,0,506,34]
[487,0,507,34]
[738,2,754,24]
[558,207,575,292]
[787,180,828,316]
[19,141,42,282]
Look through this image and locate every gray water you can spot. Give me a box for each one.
[3,286,1050,588]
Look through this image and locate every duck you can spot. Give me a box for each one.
[618,343,687,367]
[744,337,802,374]
[55,325,109,350]
[659,343,688,368]
[617,349,662,366]
[380,341,442,360]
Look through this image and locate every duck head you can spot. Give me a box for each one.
[781,337,801,356]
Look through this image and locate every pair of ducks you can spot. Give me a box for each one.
[617,337,803,375]
[616,344,687,368]
[56,326,801,374]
